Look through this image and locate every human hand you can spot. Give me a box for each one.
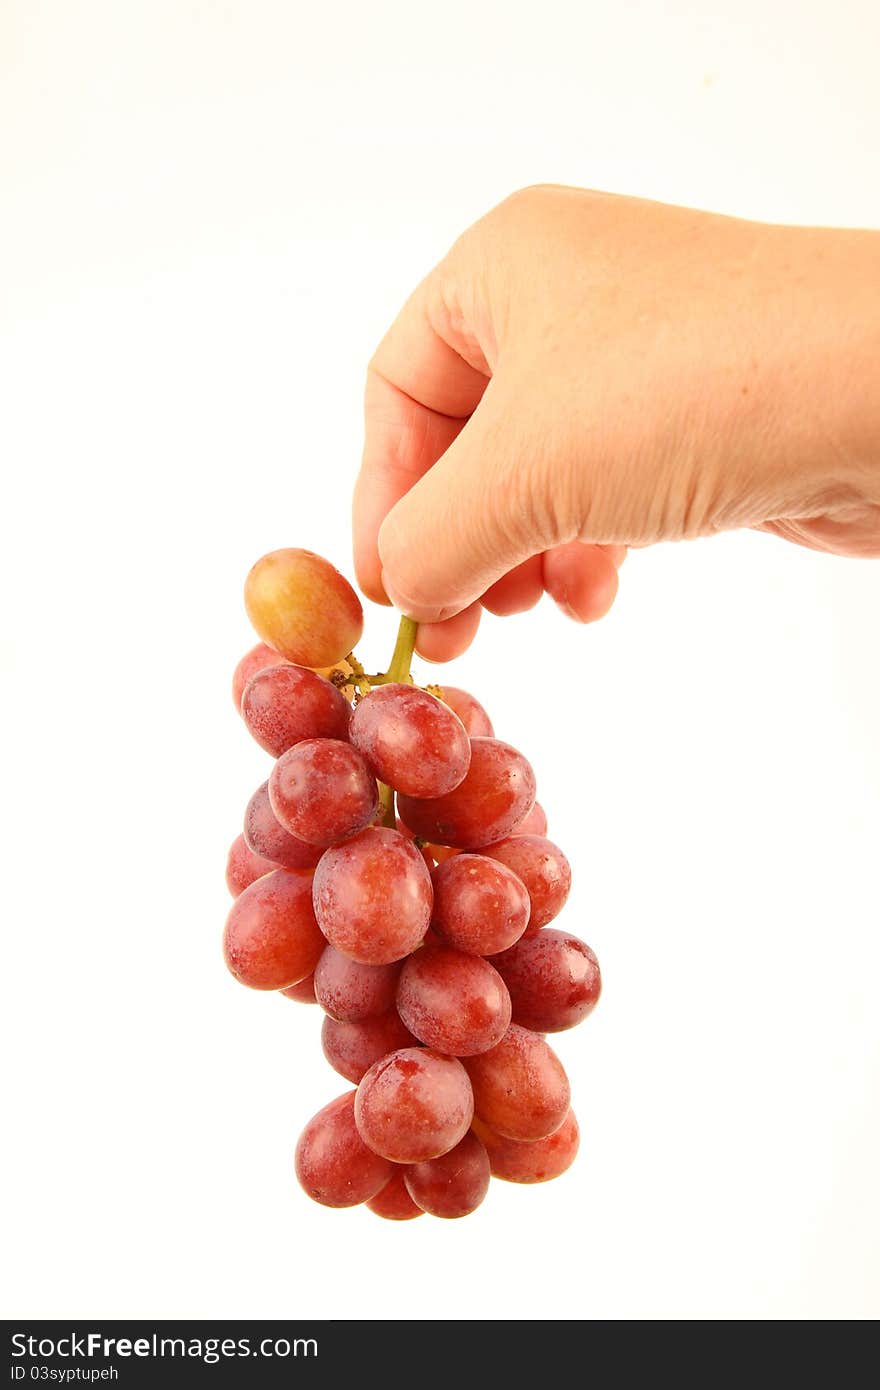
[354,186,880,659]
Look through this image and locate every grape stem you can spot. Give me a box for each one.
[378,615,418,828]
[378,781,396,829]
[385,615,418,685]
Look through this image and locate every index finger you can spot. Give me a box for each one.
[353,276,489,604]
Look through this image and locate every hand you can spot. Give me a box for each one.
[354,186,880,659]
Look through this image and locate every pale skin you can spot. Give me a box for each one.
[353,185,880,660]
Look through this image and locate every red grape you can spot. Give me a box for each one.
[396,945,512,1056]
[511,800,548,837]
[280,973,317,1004]
[431,854,530,955]
[439,686,494,737]
[295,1091,392,1208]
[312,827,433,965]
[482,835,571,932]
[269,739,378,846]
[491,929,601,1032]
[321,1011,417,1084]
[472,1109,580,1183]
[241,664,350,757]
[349,683,471,797]
[397,738,536,849]
[404,1131,490,1218]
[394,817,437,869]
[232,642,290,710]
[244,782,323,870]
[427,843,459,864]
[245,548,363,668]
[223,869,325,990]
[355,1048,474,1163]
[314,945,401,1022]
[366,1170,423,1221]
[225,833,277,897]
[464,1025,570,1141]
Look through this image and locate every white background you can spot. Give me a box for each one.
[2,0,879,1322]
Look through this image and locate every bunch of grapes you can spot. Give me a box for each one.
[225,548,602,1221]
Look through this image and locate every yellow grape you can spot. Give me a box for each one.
[244,548,363,668]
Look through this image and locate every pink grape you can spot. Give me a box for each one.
[404,1132,491,1219]
[312,827,433,965]
[397,738,536,849]
[245,548,363,668]
[295,1091,393,1208]
[232,642,290,710]
[431,853,530,955]
[511,801,548,837]
[472,1109,580,1183]
[269,739,379,846]
[396,945,512,1056]
[321,1011,417,1084]
[313,945,401,1022]
[225,833,277,897]
[241,664,350,757]
[439,686,494,737]
[244,782,323,870]
[349,683,471,797]
[482,835,571,932]
[464,1025,570,1141]
[490,929,601,1032]
[355,1048,474,1163]
[223,869,325,990]
[280,973,317,1004]
[366,1170,423,1221]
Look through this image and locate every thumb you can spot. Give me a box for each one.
[378,380,560,623]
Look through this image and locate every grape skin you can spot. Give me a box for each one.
[355,1048,474,1163]
[426,843,459,864]
[295,1091,393,1208]
[349,683,471,797]
[430,853,530,955]
[482,834,571,933]
[245,548,364,668]
[366,1170,423,1221]
[510,800,548,837]
[313,945,401,1022]
[321,1011,418,1084]
[490,929,601,1032]
[280,973,317,1004]
[404,1131,491,1218]
[471,1109,580,1183]
[438,686,494,737]
[269,738,379,847]
[241,664,351,757]
[225,833,278,897]
[223,868,325,990]
[232,642,290,710]
[464,1024,570,1142]
[244,782,324,870]
[397,738,537,849]
[312,827,433,965]
[395,817,438,869]
[396,945,512,1056]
